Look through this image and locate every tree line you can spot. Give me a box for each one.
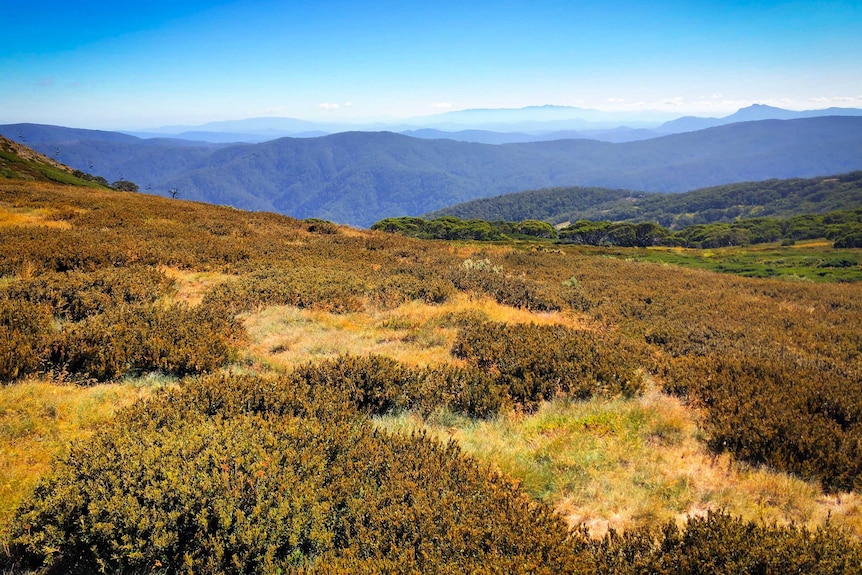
[373,208,862,248]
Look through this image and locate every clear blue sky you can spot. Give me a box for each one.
[2,0,861,129]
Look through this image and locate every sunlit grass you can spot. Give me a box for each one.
[0,377,166,539]
[240,293,588,370]
[0,205,71,229]
[375,385,862,538]
[160,266,234,307]
[623,242,862,282]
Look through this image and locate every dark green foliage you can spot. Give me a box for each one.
[380,209,862,250]
[426,185,644,222]
[72,171,110,187]
[431,171,862,229]
[452,322,643,410]
[6,372,581,574]
[581,511,862,574]
[559,220,676,247]
[110,179,138,192]
[835,232,862,248]
[371,216,506,241]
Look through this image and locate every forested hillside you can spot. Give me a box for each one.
[430,171,862,226]
[3,116,862,226]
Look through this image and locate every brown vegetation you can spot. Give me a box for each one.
[1,179,861,572]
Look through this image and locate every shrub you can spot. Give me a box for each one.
[677,355,862,492]
[447,266,564,311]
[5,373,580,574]
[2,266,173,321]
[415,364,510,418]
[580,511,862,574]
[49,303,241,381]
[202,268,367,314]
[452,322,642,410]
[0,299,54,382]
[834,232,862,248]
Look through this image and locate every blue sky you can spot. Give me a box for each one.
[1,0,861,129]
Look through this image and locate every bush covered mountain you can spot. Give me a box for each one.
[3,116,862,227]
[429,172,862,228]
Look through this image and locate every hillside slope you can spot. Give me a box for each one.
[0,135,108,188]
[429,172,862,227]
[3,117,862,226]
[2,177,862,571]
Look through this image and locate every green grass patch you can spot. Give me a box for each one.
[0,149,107,189]
[606,242,862,282]
[375,391,862,537]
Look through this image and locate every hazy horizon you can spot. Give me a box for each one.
[2,1,861,131]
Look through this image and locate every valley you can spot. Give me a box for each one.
[3,114,862,227]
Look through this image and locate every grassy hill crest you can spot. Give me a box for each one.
[0,135,110,188]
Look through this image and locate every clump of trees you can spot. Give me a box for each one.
[374,208,862,249]
[110,179,138,192]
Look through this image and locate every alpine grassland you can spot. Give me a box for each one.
[1,174,862,573]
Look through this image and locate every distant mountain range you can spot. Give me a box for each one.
[656,104,862,135]
[2,116,862,227]
[121,104,862,144]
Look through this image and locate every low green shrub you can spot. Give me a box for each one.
[5,372,580,574]
[2,266,173,321]
[202,268,367,314]
[49,303,241,381]
[679,355,862,492]
[447,266,564,311]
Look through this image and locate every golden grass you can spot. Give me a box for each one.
[375,383,862,539]
[0,205,71,229]
[160,266,235,307]
[791,239,834,249]
[0,378,160,537]
[240,293,589,370]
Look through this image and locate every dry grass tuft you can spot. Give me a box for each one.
[160,266,234,307]
[376,384,862,539]
[0,205,72,230]
[240,293,589,370]
[0,378,162,537]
